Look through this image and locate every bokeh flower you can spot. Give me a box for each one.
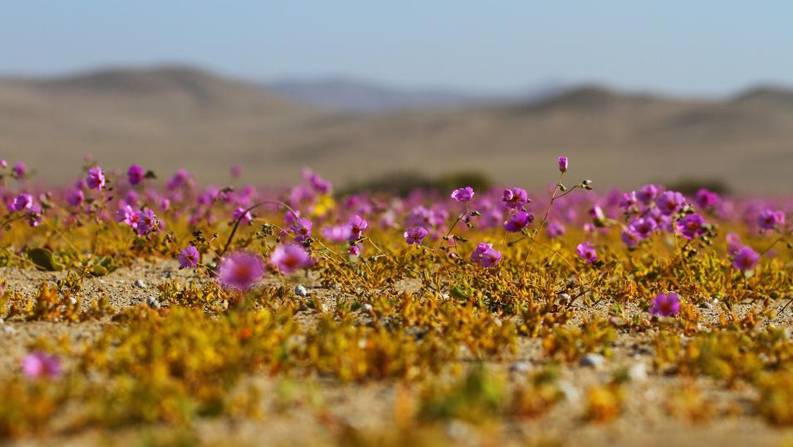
[127,164,145,185]
[558,155,568,173]
[86,166,106,190]
[218,251,265,291]
[404,226,429,245]
[471,242,501,267]
[270,244,313,274]
[732,245,760,272]
[576,242,598,264]
[22,352,62,379]
[178,245,200,269]
[650,292,681,317]
[451,186,475,202]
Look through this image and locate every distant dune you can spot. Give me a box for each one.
[0,65,791,193]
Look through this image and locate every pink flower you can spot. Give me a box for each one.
[127,164,145,185]
[629,217,657,239]
[576,242,598,264]
[178,245,200,269]
[11,161,26,179]
[621,228,641,249]
[134,208,159,235]
[726,233,742,256]
[546,221,566,238]
[66,189,84,207]
[233,207,253,225]
[86,166,106,190]
[451,186,475,203]
[10,193,33,212]
[290,217,313,243]
[637,184,659,204]
[677,213,706,240]
[650,292,681,317]
[321,224,352,243]
[404,226,429,245]
[503,210,534,232]
[758,209,785,231]
[348,244,362,257]
[695,188,720,210]
[502,187,529,209]
[471,242,501,267]
[732,246,759,272]
[22,352,62,379]
[656,191,686,216]
[218,251,265,291]
[270,244,313,274]
[557,155,568,173]
[347,215,368,241]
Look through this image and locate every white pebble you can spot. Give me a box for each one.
[134,279,146,289]
[580,353,606,369]
[146,296,161,309]
[294,284,308,297]
[628,362,648,382]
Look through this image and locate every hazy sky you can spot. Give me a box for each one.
[2,1,792,95]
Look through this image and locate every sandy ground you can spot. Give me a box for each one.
[2,262,793,447]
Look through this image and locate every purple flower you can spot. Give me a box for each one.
[656,191,686,216]
[404,226,429,245]
[10,193,33,212]
[637,184,659,204]
[726,233,742,257]
[758,209,785,231]
[116,204,136,226]
[650,292,681,317]
[11,161,26,179]
[321,224,352,243]
[546,221,566,238]
[677,213,706,240]
[66,189,84,207]
[502,187,529,209]
[732,246,760,272]
[290,217,313,243]
[451,186,475,202]
[127,164,145,185]
[303,168,332,194]
[621,228,641,249]
[347,215,368,240]
[86,166,106,190]
[619,191,638,210]
[22,352,62,379]
[218,251,265,291]
[629,217,657,239]
[233,207,253,225]
[471,242,501,267]
[178,245,200,269]
[576,242,598,264]
[270,244,313,274]
[557,155,568,173]
[503,210,534,232]
[134,208,159,236]
[695,188,720,210]
[348,244,362,257]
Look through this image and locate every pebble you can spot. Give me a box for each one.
[628,362,648,382]
[558,380,580,402]
[509,361,531,374]
[362,303,373,312]
[146,296,161,309]
[580,353,606,368]
[134,279,146,289]
[294,284,308,297]
[2,326,16,335]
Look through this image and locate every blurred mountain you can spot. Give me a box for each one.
[0,65,791,193]
[265,77,565,112]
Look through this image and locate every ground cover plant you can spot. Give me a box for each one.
[0,157,791,446]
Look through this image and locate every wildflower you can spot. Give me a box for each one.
[232,207,253,225]
[218,251,265,291]
[637,184,659,204]
[178,245,200,269]
[134,208,159,236]
[0,160,6,168]
[732,246,760,272]
[502,187,529,209]
[86,166,106,190]
[11,161,26,179]
[758,209,785,231]
[576,242,598,264]
[629,217,657,239]
[649,292,681,317]
[546,221,566,238]
[621,228,641,249]
[558,155,569,173]
[451,186,474,202]
[321,224,352,243]
[116,204,137,226]
[290,217,313,243]
[726,233,742,256]
[471,242,501,267]
[620,191,637,210]
[589,205,606,226]
[503,210,534,232]
[677,213,706,240]
[124,164,144,186]
[348,244,362,257]
[22,352,62,379]
[10,193,33,212]
[695,188,720,210]
[347,215,368,240]
[656,191,686,216]
[303,168,332,194]
[270,244,313,274]
[66,189,84,207]
[404,226,429,245]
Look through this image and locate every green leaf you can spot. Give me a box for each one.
[27,248,62,271]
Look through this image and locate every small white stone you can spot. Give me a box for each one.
[2,326,16,334]
[362,303,373,312]
[509,361,531,374]
[134,279,146,289]
[580,353,606,369]
[558,380,580,402]
[146,296,161,309]
[69,297,78,305]
[628,362,648,382]
[294,284,308,297]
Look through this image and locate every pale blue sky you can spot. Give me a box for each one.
[2,1,792,95]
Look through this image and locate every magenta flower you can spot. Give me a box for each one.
[619,191,637,210]
[270,244,313,274]
[290,217,313,243]
[576,242,598,264]
[10,193,33,212]
[503,210,534,232]
[233,207,253,225]
[621,228,641,249]
[178,245,200,269]
[347,215,368,240]
[732,246,760,272]
[66,189,85,207]
[11,161,26,179]
[303,168,332,194]
[22,352,62,379]
[726,233,742,256]
[649,292,681,317]
[758,209,785,231]
[134,208,159,236]
[629,217,657,239]
[656,191,686,216]
[86,166,106,190]
[677,213,706,240]
[546,221,566,238]
[321,224,352,243]
[695,188,720,210]
[502,187,529,209]
[348,244,362,257]
[404,226,429,245]
[471,242,501,267]
[637,184,659,204]
[451,186,475,202]
[557,155,568,173]
[127,164,145,185]
[218,251,265,291]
